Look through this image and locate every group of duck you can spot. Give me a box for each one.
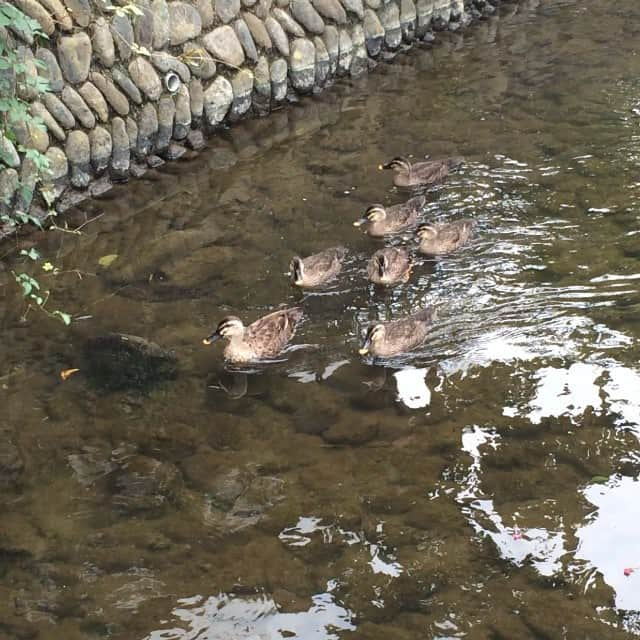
[203,155,475,363]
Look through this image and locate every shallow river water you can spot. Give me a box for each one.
[2,0,640,637]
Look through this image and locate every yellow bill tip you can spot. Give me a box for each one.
[353,220,363,227]
[358,348,369,356]
[377,164,384,170]
[202,338,212,345]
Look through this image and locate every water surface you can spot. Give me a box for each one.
[2,0,640,637]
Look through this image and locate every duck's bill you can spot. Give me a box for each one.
[358,347,369,355]
[202,333,221,345]
[353,218,367,227]
[379,162,393,170]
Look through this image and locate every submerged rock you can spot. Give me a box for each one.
[85,333,178,391]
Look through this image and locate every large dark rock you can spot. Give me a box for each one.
[85,333,177,391]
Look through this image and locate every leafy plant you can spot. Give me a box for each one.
[1,5,71,324]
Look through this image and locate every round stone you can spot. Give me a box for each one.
[38,0,73,31]
[363,8,384,56]
[254,54,271,97]
[265,16,289,56]
[174,86,191,139]
[152,0,171,49]
[0,135,20,168]
[44,93,75,129]
[379,1,401,49]
[234,18,259,62]
[36,48,64,93]
[189,78,204,119]
[44,146,68,182]
[134,0,155,48]
[89,126,112,174]
[242,12,271,50]
[112,68,143,104]
[58,32,92,84]
[110,117,130,180]
[129,57,162,101]
[230,68,253,118]
[168,2,203,45]
[313,36,329,86]
[78,81,109,122]
[126,117,138,149]
[92,17,115,67]
[137,103,158,156]
[182,44,217,79]
[289,37,315,93]
[270,57,287,101]
[193,0,215,27]
[272,8,305,37]
[156,95,175,153]
[291,0,325,35]
[202,25,245,68]
[322,25,339,73]
[65,130,91,188]
[341,0,364,18]
[14,0,55,35]
[203,75,233,126]
[61,85,95,128]
[337,28,352,74]
[312,0,346,23]
[62,0,90,26]
[89,72,130,116]
[216,0,240,23]
[30,101,66,142]
[111,14,134,60]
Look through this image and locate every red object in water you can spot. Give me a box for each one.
[512,527,522,541]
[624,568,635,577]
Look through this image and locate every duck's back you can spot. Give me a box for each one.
[246,308,303,358]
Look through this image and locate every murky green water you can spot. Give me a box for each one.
[2,0,640,637]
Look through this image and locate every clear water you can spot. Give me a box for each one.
[2,0,640,637]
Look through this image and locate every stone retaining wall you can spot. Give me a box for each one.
[0,0,500,222]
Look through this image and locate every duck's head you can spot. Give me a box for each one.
[290,256,304,286]
[417,225,437,241]
[354,204,387,227]
[359,323,386,355]
[379,156,411,172]
[203,316,244,345]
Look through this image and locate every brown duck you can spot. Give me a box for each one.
[359,307,436,357]
[380,156,463,188]
[367,247,412,286]
[203,307,303,363]
[417,219,475,256]
[290,246,348,288]
[353,196,426,237]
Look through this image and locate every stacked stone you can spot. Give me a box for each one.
[0,0,501,220]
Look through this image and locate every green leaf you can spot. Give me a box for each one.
[98,254,119,267]
[591,475,609,485]
[53,311,72,325]
[20,247,41,260]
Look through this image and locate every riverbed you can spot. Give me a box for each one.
[1,0,640,637]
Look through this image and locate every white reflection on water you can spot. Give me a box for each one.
[146,583,355,640]
[393,367,431,409]
[575,476,640,613]
[504,361,640,435]
[458,425,567,576]
[279,516,403,577]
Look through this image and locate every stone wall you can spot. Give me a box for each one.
[0,0,499,222]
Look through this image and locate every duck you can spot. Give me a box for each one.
[359,307,436,357]
[202,307,303,363]
[353,196,426,237]
[379,156,463,188]
[367,247,412,286]
[290,246,348,288]
[417,219,475,256]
